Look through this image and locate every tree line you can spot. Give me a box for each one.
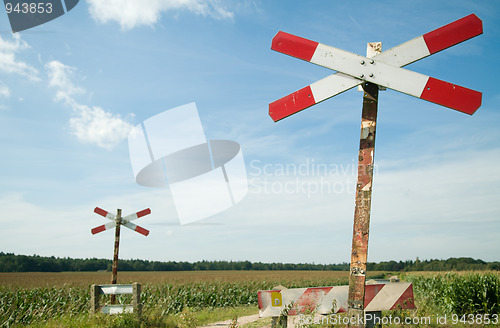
[0,252,498,272]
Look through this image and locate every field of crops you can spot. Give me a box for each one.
[0,270,358,327]
[0,270,499,327]
[0,270,355,289]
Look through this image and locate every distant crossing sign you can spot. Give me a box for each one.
[268,14,482,327]
[91,207,151,236]
[91,207,151,304]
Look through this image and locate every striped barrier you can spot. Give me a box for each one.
[258,282,415,318]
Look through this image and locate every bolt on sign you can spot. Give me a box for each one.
[268,14,482,327]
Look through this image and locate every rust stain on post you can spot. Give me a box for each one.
[347,82,378,327]
[110,209,122,304]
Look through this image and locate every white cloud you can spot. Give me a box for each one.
[1,144,498,263]
[69,101,133,150]
[0,35,39,81]
[0,192,103,258]
[0,83,10,98]
[0,190,176,260]
[86,0,233,30]
[45,61,85,102]
[45,60,133,150]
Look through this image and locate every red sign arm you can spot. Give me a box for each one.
[423,13,482,55]
[94,207,115,220]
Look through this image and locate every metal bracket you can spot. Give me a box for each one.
[348,299,364,309]
[350,266,366,276]
[359,42,386,92]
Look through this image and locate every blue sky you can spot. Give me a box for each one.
[0,0,498,265]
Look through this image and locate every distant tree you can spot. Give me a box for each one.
[0,252,498,272]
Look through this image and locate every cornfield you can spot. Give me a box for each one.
[408,272,500,315]
[1,271,499,327]
[0,270,352,327]
[0,287,89,326]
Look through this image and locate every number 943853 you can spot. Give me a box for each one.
[451,314,499,325]
[5,2,53,14]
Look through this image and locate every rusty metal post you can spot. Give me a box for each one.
[347,81,378,327]
[110,209,122,304]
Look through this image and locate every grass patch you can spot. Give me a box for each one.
[21,305,258,328]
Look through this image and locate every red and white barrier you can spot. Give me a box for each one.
[258,282,415,317]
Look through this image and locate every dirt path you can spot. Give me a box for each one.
[198,314,262,328]
[198,314,319,328]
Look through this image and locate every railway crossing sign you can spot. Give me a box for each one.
[269,13,482,122]
[91,207,151,304]
[268,14,482,327]
[91,207,151,236]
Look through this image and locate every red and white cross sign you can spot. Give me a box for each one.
[91,207,151,236]
[269,14,482,121]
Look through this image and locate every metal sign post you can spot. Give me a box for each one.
[110,209,122,304]
[268,14,482,327]
[348,81,378,324]
[91,207,151,304]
